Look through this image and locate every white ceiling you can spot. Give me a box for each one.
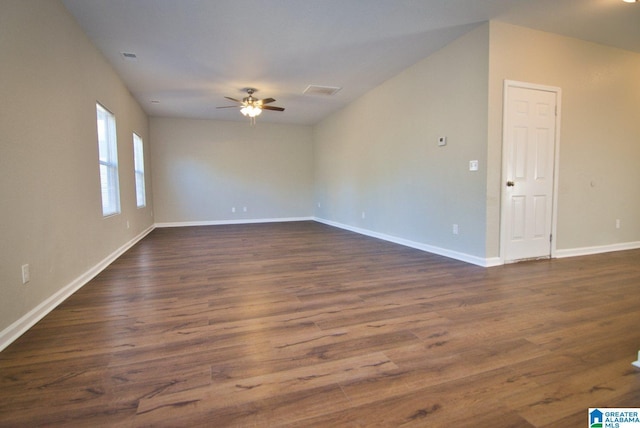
[61,0,640,125]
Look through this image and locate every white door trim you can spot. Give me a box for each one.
[500,80,562,263]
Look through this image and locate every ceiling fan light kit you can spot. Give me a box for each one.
[240,105,262,118]
[217,88,284,125]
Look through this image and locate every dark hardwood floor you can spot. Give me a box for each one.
[1,221,639,427]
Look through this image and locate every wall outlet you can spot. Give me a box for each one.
[243,207,247,212]
[452,224,459,235]
[126,220,130,229]
[361,211,366,219]
[438,136,447,147]
[231,207,236,213]
[616,219,621,229]
[21,264,30,284]
[469,160,479,171]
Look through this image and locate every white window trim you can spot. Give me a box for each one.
[96,103,120,217]
[133,132,146,208]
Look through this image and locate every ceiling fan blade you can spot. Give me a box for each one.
[259,98,276,105]
[224,96,242,103]
[216,105,240,109]
[262,105,285,112]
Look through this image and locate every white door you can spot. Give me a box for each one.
[501,81,560,262]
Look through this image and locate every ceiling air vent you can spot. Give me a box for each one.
[303,85,342,96]
[121,52,138,61]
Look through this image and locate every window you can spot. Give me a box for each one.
[96,103,120,216]
[133,133,146,208]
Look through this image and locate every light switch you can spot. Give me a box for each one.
[469,160,479,171]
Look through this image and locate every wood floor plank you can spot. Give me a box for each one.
[1,221,639,427]
[136,351,396,419]
[284,367,535,427]
[505,356,640,426]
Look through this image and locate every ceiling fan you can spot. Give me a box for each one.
[217,88,284,124]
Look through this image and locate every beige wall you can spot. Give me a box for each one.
[487,22,640,256]
[314,20,640,263]
[0,1,152,338]
[314,24,490,260]
[150,118,313,224]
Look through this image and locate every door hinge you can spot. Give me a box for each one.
[550,234,553,243]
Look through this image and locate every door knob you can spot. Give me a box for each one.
[506,181,515,187]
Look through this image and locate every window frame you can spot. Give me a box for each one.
[133,132,146,208]
[96,102,121,217]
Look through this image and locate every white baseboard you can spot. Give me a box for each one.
[313,217,497,267]
[555,241,640,259]
[313,217,640,266]
[155,217,313,228]
[0,225,155,352]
